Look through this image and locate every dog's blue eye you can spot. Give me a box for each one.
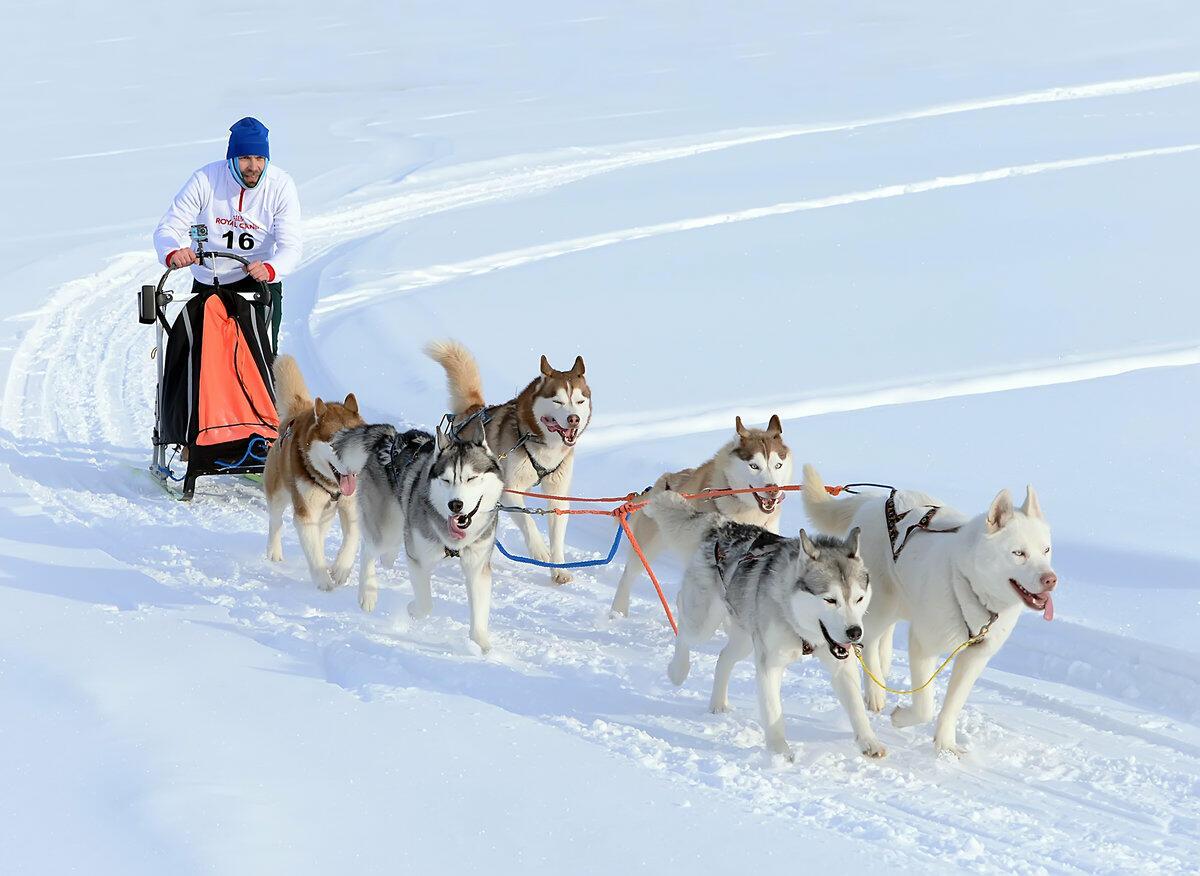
[1012,550,1026,559]
[1043,547,1050,554]
[774,462,782,469]
[749,463,759,471]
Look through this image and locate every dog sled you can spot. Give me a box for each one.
[139,225,279,500]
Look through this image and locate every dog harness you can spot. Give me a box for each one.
[712,534,817,657]
[521,439,566,487]
[378,429,435,493]
[879,487,996,641]
[884,488,961,561]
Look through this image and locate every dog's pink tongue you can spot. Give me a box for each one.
[1042,593,1055,621]
[339,473,357,496]
[448,516,467,540]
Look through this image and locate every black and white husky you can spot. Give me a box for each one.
[645,491,884,761]
[335,423,505,653]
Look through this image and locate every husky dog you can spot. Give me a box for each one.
[426,340,591,585]
[645,491,884,761]
[801,465,1057,755]
[265,355,366,590]
[610,415,792,616]
[334,412,505,653]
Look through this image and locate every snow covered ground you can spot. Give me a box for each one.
[2,1,1199,872]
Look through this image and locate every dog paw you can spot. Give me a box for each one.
[470,631,492,654]
[709,701,732,715]
[267,546,283,562]
[934,732,967,758]
[891,705,930,728]
[768,743,795,764]
[858,736,888,759]
[528,540,552,563]
[667,652,690,686]
[330,562,353,587]
[313,569,336,591]
[607,606,629,620]
[865,689,887,713]
[407,599,432,620]
[935,743,967,759]
[551,569,574,586]
[359,586,378,613]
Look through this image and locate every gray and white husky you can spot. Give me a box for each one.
[335,423,505,653]
[802,464,1057,755]
[645,491,885,761]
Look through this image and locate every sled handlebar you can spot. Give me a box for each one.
[139,252,272,329]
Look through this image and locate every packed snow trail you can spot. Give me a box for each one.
[3,42,1200,872]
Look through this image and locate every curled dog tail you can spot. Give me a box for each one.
[801,463,870,536]
[643,491,718,556]
[273,354,311,425]
[425,339,486,416]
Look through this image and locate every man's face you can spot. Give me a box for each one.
[237,155,266,187]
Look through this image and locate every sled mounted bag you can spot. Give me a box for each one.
[158,283,278,479]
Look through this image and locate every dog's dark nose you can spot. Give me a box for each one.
[845,625,862,642]
[567,414,580,427]
[1040,572,1058,591]
[448,499,464,514]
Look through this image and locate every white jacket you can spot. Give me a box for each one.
[153,160,302,284]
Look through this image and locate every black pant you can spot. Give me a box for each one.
[191,276,283,352]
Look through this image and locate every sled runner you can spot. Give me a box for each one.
[139,225,279,500]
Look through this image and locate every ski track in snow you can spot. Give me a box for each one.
[585,345,1200,447]
[312,143,1200,318]
[3,71,1200,873]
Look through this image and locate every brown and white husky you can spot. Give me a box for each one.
[610,415,792,616]
[264,355,366,591]
[426,340,592,585]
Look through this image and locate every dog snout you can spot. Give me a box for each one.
[448,499,464,514]
[1040,571,1058,592]
[845,625,862,642]
[566,414,580,427]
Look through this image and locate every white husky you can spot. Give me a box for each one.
[801,465,1057,755]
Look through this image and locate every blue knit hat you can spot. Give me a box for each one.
[226,117,270,159]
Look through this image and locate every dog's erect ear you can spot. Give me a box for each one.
[767,414,783,436]
[735,416,749,438]
[374,430,398,468]
[846,526,861,559]
[314,398,327,421]
[986,489,1014,533]
[1021,484,1044,520]
[435,423,451,452]
[570,355,585,377]
[540,355,555,377]
[799,528,820,561]
[343,393,359,415]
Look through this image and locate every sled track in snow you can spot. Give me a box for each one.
[3,72,1200,873]
[312,143,1200,319]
